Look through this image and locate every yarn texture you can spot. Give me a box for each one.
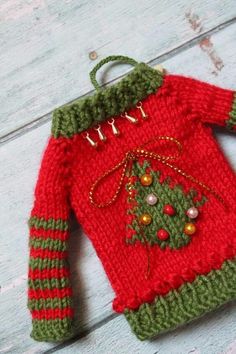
[27,56,236,342]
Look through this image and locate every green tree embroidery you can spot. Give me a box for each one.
[126,160,207,250]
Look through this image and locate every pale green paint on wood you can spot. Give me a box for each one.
[0,1,235,353]
[0,0,236,138]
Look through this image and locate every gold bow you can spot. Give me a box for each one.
[89,136,225,208]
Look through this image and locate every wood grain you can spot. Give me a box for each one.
[0,2,235,354]
[56,302,236,354]
[0,0,235,139]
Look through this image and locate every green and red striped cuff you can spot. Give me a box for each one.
[28,216,74,341]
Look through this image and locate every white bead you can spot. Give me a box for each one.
[146,193,158,206]
[187,206,199,219]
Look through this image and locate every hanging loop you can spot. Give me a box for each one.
[89,55,138,91]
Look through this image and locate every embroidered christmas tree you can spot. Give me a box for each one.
[125,160,207,250]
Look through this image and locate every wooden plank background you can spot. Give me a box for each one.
[0,1,235,353]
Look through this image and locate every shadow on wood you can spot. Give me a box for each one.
[68,212,89,334]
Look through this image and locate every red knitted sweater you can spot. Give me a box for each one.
[27,56,236,342]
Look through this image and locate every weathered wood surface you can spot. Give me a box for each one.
[57,302,236,354]
[0,1,235,353]
[0,0,236,140]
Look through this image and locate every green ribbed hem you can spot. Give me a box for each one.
[51,62,164,138]
[31,318,74,342]
[226,92,236,131]
[124,258,236,341]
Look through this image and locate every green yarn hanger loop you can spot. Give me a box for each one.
[89,55,139,91]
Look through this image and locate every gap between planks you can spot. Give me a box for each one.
[0,16,235,147]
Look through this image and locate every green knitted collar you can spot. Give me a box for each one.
[51,62,164,138]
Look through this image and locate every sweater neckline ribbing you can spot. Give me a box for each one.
[51,62,164,138]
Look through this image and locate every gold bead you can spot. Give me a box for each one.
[184,222,196,235]
[140,174,153,186]
[139,213,152,225]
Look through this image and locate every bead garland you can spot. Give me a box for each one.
[124,159,207,280]
[139,169,199,240]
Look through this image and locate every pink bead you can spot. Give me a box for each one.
[146,193,158,205]
[186,206,199,219]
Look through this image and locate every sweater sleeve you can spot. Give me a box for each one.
[168,74,236,132]
[27,136,74,342]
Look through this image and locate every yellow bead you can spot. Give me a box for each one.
[139,213,152,225]
[140,174,153,186]
[184,222,196,235]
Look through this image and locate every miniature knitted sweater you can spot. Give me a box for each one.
[27,55,236,342]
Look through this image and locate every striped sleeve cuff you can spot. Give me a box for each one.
[28,216,74,341]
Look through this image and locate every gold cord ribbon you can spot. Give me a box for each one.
[89,136,225,208]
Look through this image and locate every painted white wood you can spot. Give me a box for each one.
[59,302,236,354]
[163,22,236,89]
[0,0,235,138]
[0,16,235,354]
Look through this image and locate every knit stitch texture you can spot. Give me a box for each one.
[27,57,236,342]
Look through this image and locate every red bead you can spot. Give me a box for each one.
[163,204,176,216]
[157,229,169,240]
